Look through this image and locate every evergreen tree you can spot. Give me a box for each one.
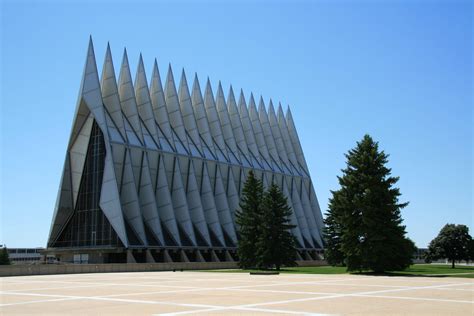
[256,184,297,270]
[323,190,345,266]
[327,135,414,272]
[0,246,11,265]
[426,224,472,268]
[235,170,264,269]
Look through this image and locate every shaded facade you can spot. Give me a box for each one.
[47,39,324,263]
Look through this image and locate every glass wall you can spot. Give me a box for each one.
[52,121,121,248]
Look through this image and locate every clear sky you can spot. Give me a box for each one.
[1,0,472,248]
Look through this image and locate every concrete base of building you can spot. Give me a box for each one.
[42,248,322,265]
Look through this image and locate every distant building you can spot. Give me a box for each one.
[46,39,325,264]
[6,248,56,264]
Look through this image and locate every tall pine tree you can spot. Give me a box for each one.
[235,170,264,269]
[323,190,345,266]
[256,184,297,270]
[325,135,415,272]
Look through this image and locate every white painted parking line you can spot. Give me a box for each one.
[0,292,220,310]
[433,287,474,292]
[0,276,370,296]
[229,287,474,304]
[157,305,334,316]
[159,280,473,315]
[238,281,474,308]
[1,272,472,316]
[2,283,120,292]
[1,291,328,316]
[98,277,397,298]
[1,279,199,291]
[353,294,473,304]
[3,280,470,315]
[0,297,78,307]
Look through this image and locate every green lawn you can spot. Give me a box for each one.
[203,264,474,278]
[385,264,474,278]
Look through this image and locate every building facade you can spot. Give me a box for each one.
[5,248,56,264]
[46,39,324,264]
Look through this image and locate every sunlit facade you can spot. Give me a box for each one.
[47,39,324,263]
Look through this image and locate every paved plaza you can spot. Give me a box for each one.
[1,271,473,315]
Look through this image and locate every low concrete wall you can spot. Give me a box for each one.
[0,260,327,277]
[0,261,237,277]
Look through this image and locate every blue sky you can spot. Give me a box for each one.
[1,0,472,248]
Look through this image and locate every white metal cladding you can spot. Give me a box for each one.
[48,39,325,250]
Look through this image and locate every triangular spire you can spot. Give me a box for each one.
[204,79,227,161]
[118,49,144,142]
[135,54,160,145]
[83,36,100,78]
[238,90,260,166]
[248,93,271,166]
[191,75,216,159]
[227,86,249,159]
[179,69,203,155]
[101,43,116,89]
[216,82,239,160]
[258,97,279,169]
[278,103,298,165]
[100,43,126,138]
[286,106,310,174]
[150,59,175,150]
[165,64,190,153]
[268,100,290,168]
[69,37,106,148]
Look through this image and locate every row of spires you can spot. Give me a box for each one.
[107,44,293,121]
[51,38,323,250]
[82,37,310,177]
